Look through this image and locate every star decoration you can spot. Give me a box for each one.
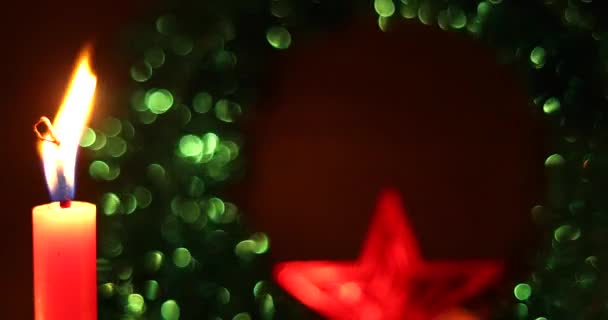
[273,189,503,320]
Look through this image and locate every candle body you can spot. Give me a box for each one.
[33,201,96,320]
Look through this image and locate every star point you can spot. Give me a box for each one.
[273,189,503,320]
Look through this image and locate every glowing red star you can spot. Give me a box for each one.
[273,189,503,320]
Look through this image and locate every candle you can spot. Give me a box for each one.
[33,49,97,320]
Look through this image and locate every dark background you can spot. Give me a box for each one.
[1,1,543,318]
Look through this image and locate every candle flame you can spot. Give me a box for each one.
[39,48,97,201]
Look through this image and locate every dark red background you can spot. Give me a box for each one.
[0,2,543,318]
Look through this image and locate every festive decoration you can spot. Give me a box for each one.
[274,189,502,320]
[88,0,608,319]
[34,50,98,319]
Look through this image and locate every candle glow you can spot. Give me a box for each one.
[39,50,97,201]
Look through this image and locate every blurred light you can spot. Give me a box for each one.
[134,186,152,208]
[89,132,107,151]
[374,0,395,17]
[173,247,192,268]
[172,35,193,56]
[107,137,128,158]
[127,293,145,315]
[543,97,560,114]
[179,135,203,157]
[130,61,153,82]
[80,128,96,147]
[232,313,251,320]
[146,89,174,114]
[266,26,292,49]
[101,117,122,137]
[545,154,565,167]
[144,280,160,300]
[90,160,110,180]
[156,15,177,35]
[530,46,546,68]
[554,224,581,242]
[101,192,121,216]
[193,92,213,113]
[513,283,532,300]
[161,300,180,320]
[144,251,164,273]
[217,287,230,305]
[145,47,166,68]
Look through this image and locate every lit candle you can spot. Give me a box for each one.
[33,48,97,320]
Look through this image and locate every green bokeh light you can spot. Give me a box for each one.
[122,194,137,214]
[217,287,230,305]
[545,154,565,167]
[99,283,114,298]
[543,97,560,114]
[102,117,123,137]
[173,247,192,268]
[187,176,205,197]
[266,26,292,49]
[235,240,257,261]
[80,128,96,147]
[477,2,491,18]
[90,160,111,180]
[131,89,147,112]
[448,7,466,29]
[232,313,251,320]
[138,110,158,124]
[193,92,213,113]
[179,135,203,157]
[156,15,177,35]
[134,186,152,208]
[418,2,433,25]
[530,46,546,68]
[143,280,160,301]
[147,163,167,184]
[253,281,268,298]
[131,61,153,82]
[215,99,242,123]
[554,224,581,242]
[145,47,166,68]
[250,232,270,254]
[172,35,193,56]
[514,283,532,300]
[160,300,180,320]
[90,132,107,151]
[144,251,164,273]
[146,89,174,114]
[101,192,121,216]
[127,294,145,315]
[260,294,274,320]
[374,0,395,17]
[107,137,128,158]
[202,132,219,155]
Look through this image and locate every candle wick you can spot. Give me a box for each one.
[60,199,72,208]
[33,116,61,146]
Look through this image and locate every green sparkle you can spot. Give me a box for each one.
[101,192,121,216]
[118,266,133,280]
[90,160,110,180]
[514,303,528,318]
[253,281,267,298]
[122,194,137,214]
[214,50,237,70]
[107,137,128,158]
[400,0,418,19]
[477,2,491,18]
[514,283,532,300]
[217,287,231,305]
[535,318,548,320]
[89,132,107,151]
[99,283,114,298]
[270,0,291,18]
[127,294,145,315]
[545,154,565,167]
[543,97,560,114]
[156,15,177,35]
[448,7,466,29]
[172,35,193,56]
[193,92,213,113]
[146,89,174,114]
[235,240,257,260]
[437,10,449,30]
[554,224,581,242]
[161,300,180,320]
[144,280,160,301]
[374,0,395,17]
[102,117,123,137]
[138,110,158,124]
[207,197,226,222]
[187,176,205,197]
[251,232,270,254]
[131,89,147,111]
[134,186,152,208]
[266,26,292,50]
[215,99,242,123]
[530,46,546,68]
[418,2,433,25]
[202,132,219,155]
[180,200,201,223]
[173,247,192,268]
[147,163,166,183]
[122,120,135,139]
[232,313,251,320]
[80,128,96,147]
[179,135,203,157]
[144,251,164,273]
[378,16,390,32]
[260,294,275,320]
[145,47,166,68]
[130,61,153,82]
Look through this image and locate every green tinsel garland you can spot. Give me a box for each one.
[87,0,608,319]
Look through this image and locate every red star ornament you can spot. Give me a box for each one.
[273,189,503,320]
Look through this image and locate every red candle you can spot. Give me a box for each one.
[34,48,97,320]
